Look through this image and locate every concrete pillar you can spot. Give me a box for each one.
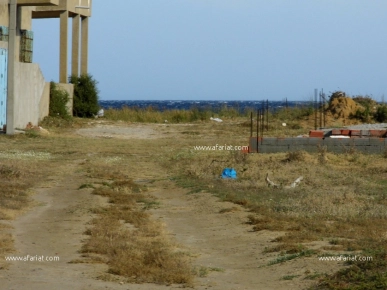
[59,10,68,83]
[81,16,88,75]
[0,3,9,27]
[20,7,32,31]
[71,14,80,76]
[7,0,17,135]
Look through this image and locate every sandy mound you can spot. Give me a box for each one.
[328,96,363,119]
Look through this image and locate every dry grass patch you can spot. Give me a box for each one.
[219,206,239,214]
[0,231,14,269]
[81,176,193,285]
[103,106,244,123]
[263,243,306,254]
[0,232,14,254]
[0,133,90,268]
[166,146,387,288]
[0,162,36,219]
[285,150,307,162]
[0,156,55,268]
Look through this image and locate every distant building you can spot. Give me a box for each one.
[0,0,92,133]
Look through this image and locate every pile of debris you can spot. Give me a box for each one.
[327,93,363,119]
[25,122,49,135]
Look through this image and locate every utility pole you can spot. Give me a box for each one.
[7,0,17,135]
[314,89,318,130]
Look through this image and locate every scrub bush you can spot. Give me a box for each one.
[69,74,100,118]
[49,82,70,119]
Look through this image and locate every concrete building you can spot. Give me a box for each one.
[0,0,92,134]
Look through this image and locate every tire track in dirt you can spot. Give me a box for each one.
[0,162,172,290]
[1,124,340,289]
[148,181,320,290]
[72,123,341,290]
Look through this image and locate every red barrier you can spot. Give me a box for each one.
[309,130,324,138]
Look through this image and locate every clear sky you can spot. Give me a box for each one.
[32,0,387,101]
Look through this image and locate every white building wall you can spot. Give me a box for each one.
[14,62,48,128]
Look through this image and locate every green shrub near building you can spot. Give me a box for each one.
[49,81,70,119]
[69,74,100,118]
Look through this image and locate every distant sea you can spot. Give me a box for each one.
[99,100,312,112]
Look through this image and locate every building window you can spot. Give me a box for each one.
[0,26,8,42]
[20,30,33,63]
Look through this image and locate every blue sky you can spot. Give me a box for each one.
[32,0,387,101]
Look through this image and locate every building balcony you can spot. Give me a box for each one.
[32,0,91,18]
[17,0,59,6]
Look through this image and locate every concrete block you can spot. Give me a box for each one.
[293,138,310,146]
[327,145,344,154]
[308,138,323,146]
[256,145,267,153]
[322,138,335,146]
[252,137,270,153]
[351,130,361,137]
[250,136,387,155]
[262,145,286,153]
[248,137,259,153]
[277,138,294,145]
[353,139,370,146]
[361,130,370,137]
[332,129,341,135]
[335,138,352,146]
[260,138,277,146]
[369,130,385,137]
[309,130,324,138]
[341,129,350,136]
[369,138,385,146]
[323,138,353,147]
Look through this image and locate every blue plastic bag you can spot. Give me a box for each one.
[221,168,237,179]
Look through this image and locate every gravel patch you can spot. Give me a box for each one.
[76,125,160,139]
[344,123,387,130]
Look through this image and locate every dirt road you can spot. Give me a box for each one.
[1,160,173,290]
[1,123,339,289]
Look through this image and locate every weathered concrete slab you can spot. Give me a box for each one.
[353,139,370,146]
[369,138,385,146]
[260,138,277,146]
[249,137,387,155]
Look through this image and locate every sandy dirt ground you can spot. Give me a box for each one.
[1,122,342,290]
[1,160,171,290]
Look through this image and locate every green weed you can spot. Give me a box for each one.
[268,250,316,266]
